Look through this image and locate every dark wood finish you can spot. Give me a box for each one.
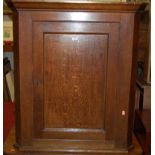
[9,0,147,154]
[137,4,151,84]
[143,9,151,84]
[136,110,151,133]
[13,9,21,146]
[137,11,149,62]
[134,110,151,155]
[9,0,147,11]
[4,128,143,155]
[33,22,119,142]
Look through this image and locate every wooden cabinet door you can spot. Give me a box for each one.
[32,21,119,141]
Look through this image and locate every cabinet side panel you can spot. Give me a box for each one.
[115,13,135,148]
[16,11,33,145]
[128,13,141,146]
[14,11,21,145]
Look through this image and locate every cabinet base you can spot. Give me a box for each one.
[4,128,143,155]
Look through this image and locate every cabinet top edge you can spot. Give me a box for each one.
[8,0,148,12]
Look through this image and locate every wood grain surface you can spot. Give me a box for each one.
[10,1,147,154]
[4,128,143,155]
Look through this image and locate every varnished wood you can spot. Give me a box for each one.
[134,109,151,155]
[13,10,21,145]
[143,7,151,84]
[9,1,147,154]
[137,7,151,84]
[8,0,147,12]
[32,21,119,142]
[3,128,143,155]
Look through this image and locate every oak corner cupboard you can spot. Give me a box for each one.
[10,0,147,154]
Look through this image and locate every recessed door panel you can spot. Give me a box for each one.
[44,34,107,129]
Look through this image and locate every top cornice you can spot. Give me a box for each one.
[7,0,148,12]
